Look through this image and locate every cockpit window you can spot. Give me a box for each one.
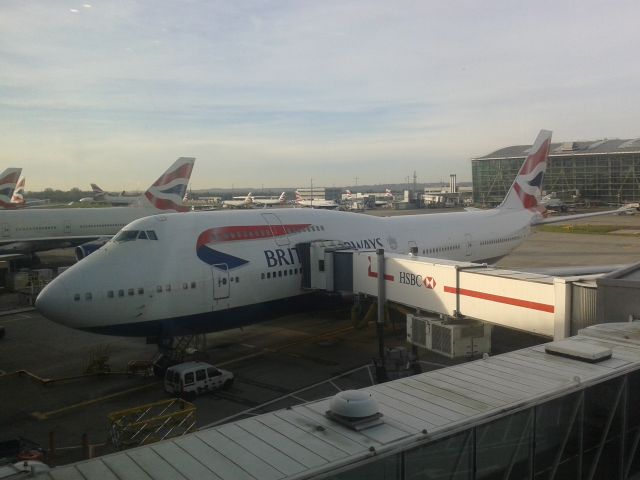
[113,230,139,243]
[147,230,158,240]
[138,231,148,240]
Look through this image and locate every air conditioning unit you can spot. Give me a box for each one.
[406,314,491,359]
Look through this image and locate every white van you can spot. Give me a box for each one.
[164,361,234,399]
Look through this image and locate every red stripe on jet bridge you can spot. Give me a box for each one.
[196,224,311,248]
[443,286,555,313]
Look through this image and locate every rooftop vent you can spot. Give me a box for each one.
[545,339,612,363]
[558,142,578,152]
[325,390,383,431]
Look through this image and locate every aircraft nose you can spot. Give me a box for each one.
[35,277,71,325]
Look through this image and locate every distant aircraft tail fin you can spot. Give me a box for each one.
[345,190,352,200]
[385,188,393,198]
[245,193,253,204]
[90,183,106,200]
[91,183,104,194]
[295,190,303,204]
[0,167,22,208]
[278,192,286,203]
[141,157,195,212]
[499,130,552,211]
[10,176,25,205]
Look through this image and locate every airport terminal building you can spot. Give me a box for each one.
[472,138,640,207]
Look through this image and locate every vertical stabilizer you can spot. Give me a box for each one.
[142,157,195,212]
[499,130,552,211]
[0,168,23,208]
[11,176,25,205]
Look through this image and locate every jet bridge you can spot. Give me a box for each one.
[302,243,603,341]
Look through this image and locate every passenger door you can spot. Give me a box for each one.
[465,233,473,257]
[212,264,230,300]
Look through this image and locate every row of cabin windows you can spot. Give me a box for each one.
[15,225,56,231]
[260,267,302,280]
[422,244,461,255]
[80,223,126,229]
[74,280,199,302]
[480,235,520,246]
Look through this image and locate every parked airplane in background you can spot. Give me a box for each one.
[36,130,637,338]
[0,168,22,209]
[253,192,286,207]
[79,184,141,206]
[0,157,195,260]
[222,193,253,209]
[295,190,339,209]
[375,189,394,206]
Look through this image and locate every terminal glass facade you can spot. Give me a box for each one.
[472,153,640,206]
[323,370,640,480]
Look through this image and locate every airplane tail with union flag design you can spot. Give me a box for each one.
[499,129,552,212]
[141,157,195,212]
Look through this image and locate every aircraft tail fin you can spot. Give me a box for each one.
[0,168,22,208]
[499,130,552,211]
[91,183,105,194]
[142,157,195,212]
[10,176,25,205]
[295,190,303,204]
[279,192,286,203]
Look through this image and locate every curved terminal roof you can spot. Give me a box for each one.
[476,138,640,160]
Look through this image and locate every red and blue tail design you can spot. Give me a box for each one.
[499,130,552,211]
[142,157,195,212]
[0,167,22,209]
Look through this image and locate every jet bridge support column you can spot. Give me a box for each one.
[553,278,571,340]
[377,248,385,361]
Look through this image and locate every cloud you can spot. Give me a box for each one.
[1,0,640,189]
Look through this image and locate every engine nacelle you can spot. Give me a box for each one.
[75,237,110,261]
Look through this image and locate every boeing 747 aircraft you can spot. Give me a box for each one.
[0,157,194,259]
[36,131,632,338]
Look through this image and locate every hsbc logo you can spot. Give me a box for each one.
[399,271,437,290]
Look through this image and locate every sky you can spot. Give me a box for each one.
[2,0,640,191]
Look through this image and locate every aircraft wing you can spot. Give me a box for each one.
[0,253,29,261]
[531,205,639,225]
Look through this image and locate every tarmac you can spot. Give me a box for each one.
[1,208,639,466]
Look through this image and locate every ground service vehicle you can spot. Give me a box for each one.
[164,361,233,399]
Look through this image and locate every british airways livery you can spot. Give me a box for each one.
[35,131,630,338]
[0,157,194,259]
[0,168,23,209]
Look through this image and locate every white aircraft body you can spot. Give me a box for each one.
[295,190,339,209]
[253,192,286,207]
[36,130,634,338]
[0,157,194,258]
[0,168,23,209]
[222,193,253,208]
[80,184,142,206]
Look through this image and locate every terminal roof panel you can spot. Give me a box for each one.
[476,138,640,160]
